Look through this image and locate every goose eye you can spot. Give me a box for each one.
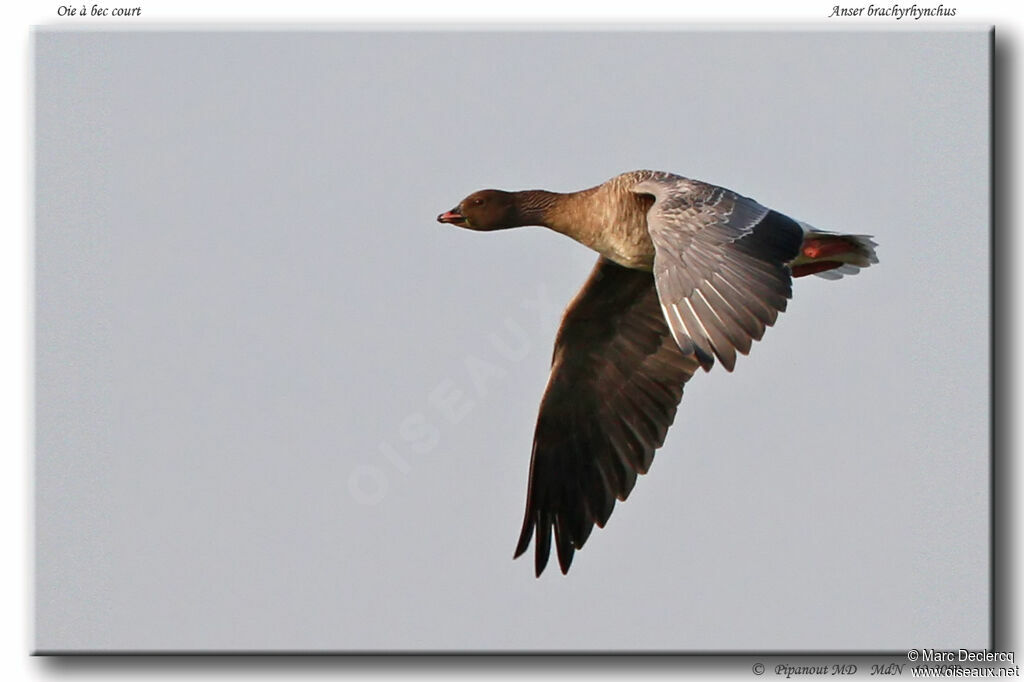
[472,198,484,207]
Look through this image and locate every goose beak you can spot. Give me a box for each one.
[437,208,467,226]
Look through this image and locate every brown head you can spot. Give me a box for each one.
[437,189,556,232]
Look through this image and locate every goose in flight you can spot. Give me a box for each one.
[437,170,877,576]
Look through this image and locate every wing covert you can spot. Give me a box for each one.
[632,174,804,372]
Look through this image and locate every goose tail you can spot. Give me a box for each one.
[790,223,878,280]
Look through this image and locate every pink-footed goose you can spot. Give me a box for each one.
[437,170,878,576]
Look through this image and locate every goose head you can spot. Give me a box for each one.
[437,189,522,232]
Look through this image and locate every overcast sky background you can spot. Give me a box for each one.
[35,28,990,652]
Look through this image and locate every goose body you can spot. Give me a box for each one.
[437,170,877,576]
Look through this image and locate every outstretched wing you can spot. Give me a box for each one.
[631,173,804,372]
[515,256,700,576]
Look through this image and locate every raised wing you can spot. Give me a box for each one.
[632,173,805,372]
[514,256,700,576]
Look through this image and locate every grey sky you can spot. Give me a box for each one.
[35,28,990,651]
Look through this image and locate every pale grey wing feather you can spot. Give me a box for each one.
[514,256,700,576]
[632,174,804,372]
